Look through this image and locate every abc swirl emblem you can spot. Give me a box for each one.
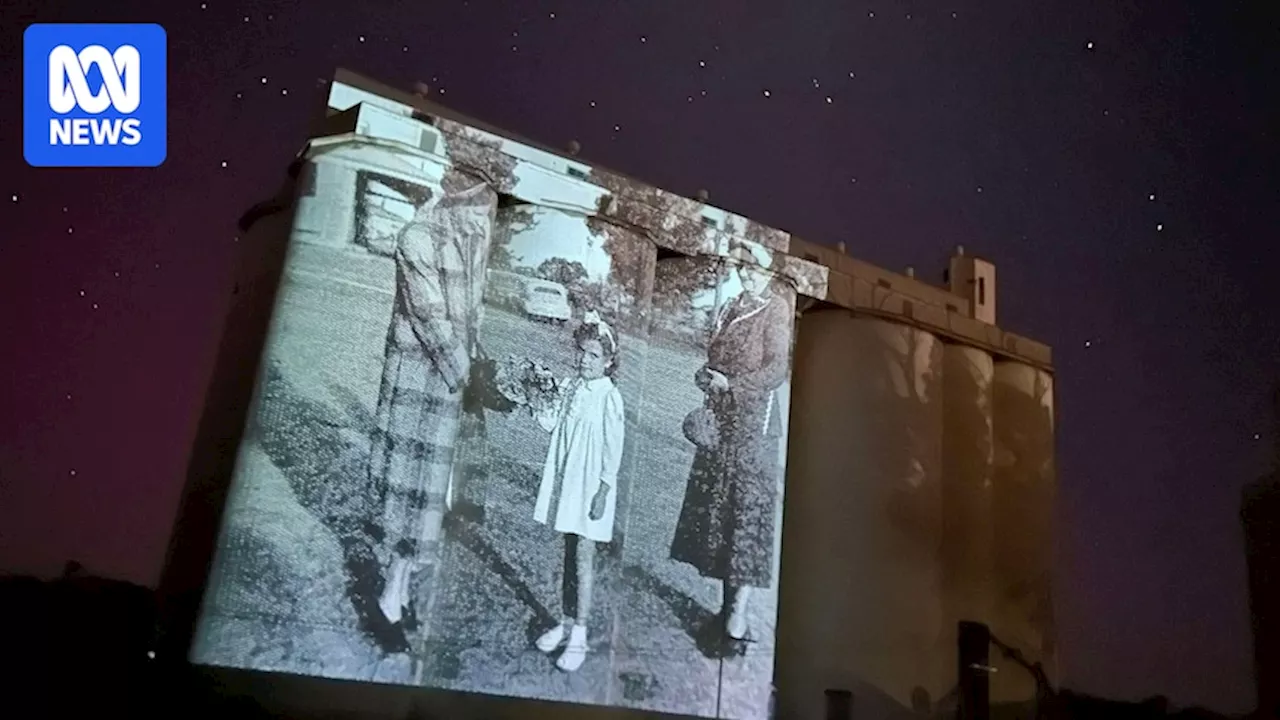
[23,24,168,168]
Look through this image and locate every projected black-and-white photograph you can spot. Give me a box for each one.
[191,143,502,686]
[413,233,794,720]
[613,250,794,720]
[414,200,655,701]
[190,138,795,719]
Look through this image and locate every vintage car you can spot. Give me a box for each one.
[521,279,573,324]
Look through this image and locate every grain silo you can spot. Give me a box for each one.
[159,68,1056,720]
[939,343,996,687]
[990,360,1057,704]
[779,308,946,719]
[775,241,1055,719]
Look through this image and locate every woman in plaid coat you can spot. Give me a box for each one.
[365,169,496,652]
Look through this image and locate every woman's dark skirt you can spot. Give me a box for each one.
[669,390,781,588]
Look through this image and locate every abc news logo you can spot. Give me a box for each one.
[24,24,167,168]
[48,44,144,147]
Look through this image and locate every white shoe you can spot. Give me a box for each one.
[378,596,401,624]
[536,622,567,653]
[378,560,411,624]
[726,610,748,641]
[555,625,588,672]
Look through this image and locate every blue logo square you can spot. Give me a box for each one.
[23,23,167,168]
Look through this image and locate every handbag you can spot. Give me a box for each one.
[682,403,720,450]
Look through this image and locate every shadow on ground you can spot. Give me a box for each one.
[623,565,749,661]
[250,360,387,636]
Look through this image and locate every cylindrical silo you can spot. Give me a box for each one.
[939,344,996,694]
[777,309,945,719]
[990,361,1056,704]
[187,135,494,687]
[158,172,301,663]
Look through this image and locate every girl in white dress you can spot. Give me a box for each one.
[530,311,625,672]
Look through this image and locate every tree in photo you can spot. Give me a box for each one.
[536,257,589,287]
[652,258,724,345]
[489,203,537,274]
[487,239,515,272]
[590,219,658,334]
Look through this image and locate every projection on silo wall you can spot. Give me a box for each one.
[777,312,1055,718]
[776,311,946,719]
[189,131,796,720]
[991,361,1057,703]
[940,344,996,673]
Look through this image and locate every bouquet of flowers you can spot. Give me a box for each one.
[495,355,565,416]
[463,353,518,415]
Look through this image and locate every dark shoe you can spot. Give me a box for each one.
[348,582,409,654]
[367,616,411,655]
[360,520,385,543]
[452,499,486,524]
[693,613,749,660]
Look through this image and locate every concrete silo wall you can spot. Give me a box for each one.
[939,344,996,692]
[777,309,945,719]
[990,361,1057,703]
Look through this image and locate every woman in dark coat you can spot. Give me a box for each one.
[670,244,793,641]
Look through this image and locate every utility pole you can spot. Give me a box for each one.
[958,621,993,720]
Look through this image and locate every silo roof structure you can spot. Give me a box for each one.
[322,69,1051,371]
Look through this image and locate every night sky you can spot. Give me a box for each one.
[1,0,1277,713]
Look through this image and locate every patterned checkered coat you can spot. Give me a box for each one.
[368,172,496,568]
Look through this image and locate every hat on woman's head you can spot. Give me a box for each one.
[727,240,774,270]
